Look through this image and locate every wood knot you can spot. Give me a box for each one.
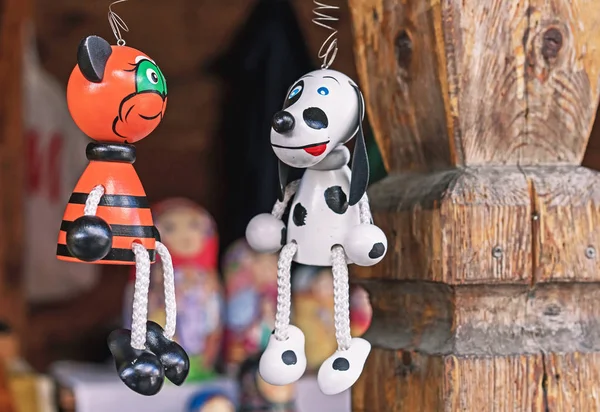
[395,30,412,70]
[541,28,562,61]
[395,351,416,377]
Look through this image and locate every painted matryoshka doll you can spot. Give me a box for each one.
[187,388,236,412]
[238,354,296,412]
[223,239,279,373]
[123,198,223,381]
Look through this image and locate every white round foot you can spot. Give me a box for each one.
[343,224,387,266]
[317,337,371,395]
[259,325,307,386]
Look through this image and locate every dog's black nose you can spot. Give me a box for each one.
[303,107,328,130]
[272,111,295,134]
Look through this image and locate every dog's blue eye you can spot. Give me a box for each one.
[289,86,302,99]
[317,87,329,96]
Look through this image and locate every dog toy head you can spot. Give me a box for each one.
[271,69,368,205]
[67,35,167,144]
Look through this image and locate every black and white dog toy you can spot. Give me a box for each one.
[245,69,387,395]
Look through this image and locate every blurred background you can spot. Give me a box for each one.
[0,0,599,411]
[0,0,386,410]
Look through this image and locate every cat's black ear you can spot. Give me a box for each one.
[77,35,112,83]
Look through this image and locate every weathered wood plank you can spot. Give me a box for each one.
[444,0,529,165]
[349,0,600,168]
[353,350,445,412]
[362,282,600,356]
[360,166,600,284]
[523,0,600,164]
[348,0,453,172]
[353,350,545,412]
[524,166,600,282]
[445,355,545,411]
[358,167,532,284]
[542,352,600,411]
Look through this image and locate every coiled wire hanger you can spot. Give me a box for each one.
[312,0,339,69]
[108,0,130,46]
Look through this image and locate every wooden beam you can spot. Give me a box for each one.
[348,0,600,409]
[0,0,29,343]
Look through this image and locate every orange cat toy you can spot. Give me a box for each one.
[56,32,189,396]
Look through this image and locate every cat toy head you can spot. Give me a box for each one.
[271,69,368,206]
[67,35,167,144]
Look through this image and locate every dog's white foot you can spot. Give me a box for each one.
[343,224,387,266]
[259,325,307,386]
[317,337,371,395]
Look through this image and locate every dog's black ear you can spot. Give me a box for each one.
[349,83,369,206]
[77,35,112,83]
[278,160,290,201]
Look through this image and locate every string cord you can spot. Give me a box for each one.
[108,0,130,46]
[312,0,340,69]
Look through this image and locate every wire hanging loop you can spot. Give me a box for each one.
[108,0,130,46]
[312,1,339,69]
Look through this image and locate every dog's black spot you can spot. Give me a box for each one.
[332,357,350,371]
[283,80,304,109]
[280,226,287,246]
[282,350,297,365]
[303,107,329,130]
[324,186,349,214]
[369,243,385,259]
[293,203,307,226]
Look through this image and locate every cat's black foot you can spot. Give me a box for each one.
[107,328,164,396]
[145,321,190,386]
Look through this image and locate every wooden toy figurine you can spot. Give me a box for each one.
[245,69,387,395]
[56,34,189,396]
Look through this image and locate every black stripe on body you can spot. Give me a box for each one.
[57,244,156,262]
[68,193,149,208]
[60,221,155,238]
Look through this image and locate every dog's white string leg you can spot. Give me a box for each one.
[316,245,371,395]
[274,241,298,341]
[259,241,307,385]
[331,245,352,351]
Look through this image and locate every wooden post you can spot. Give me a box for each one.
[348,1,600,410]
[0,0,29,344]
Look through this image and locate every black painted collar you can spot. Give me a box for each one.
[86,142,136,163]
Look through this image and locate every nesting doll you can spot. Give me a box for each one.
[56,35,188,396]
[123,198,223,381]
[187,388,235,412]
[238,354,296,412]
[223,240,279,373]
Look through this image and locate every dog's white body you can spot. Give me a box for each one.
[287,161,359,266]
[245,69,387,396]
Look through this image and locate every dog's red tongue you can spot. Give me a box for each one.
[304,144,327,156]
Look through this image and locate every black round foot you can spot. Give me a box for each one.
[145,321,190,386]
[66,215,112,261]
[108,329,165,396]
